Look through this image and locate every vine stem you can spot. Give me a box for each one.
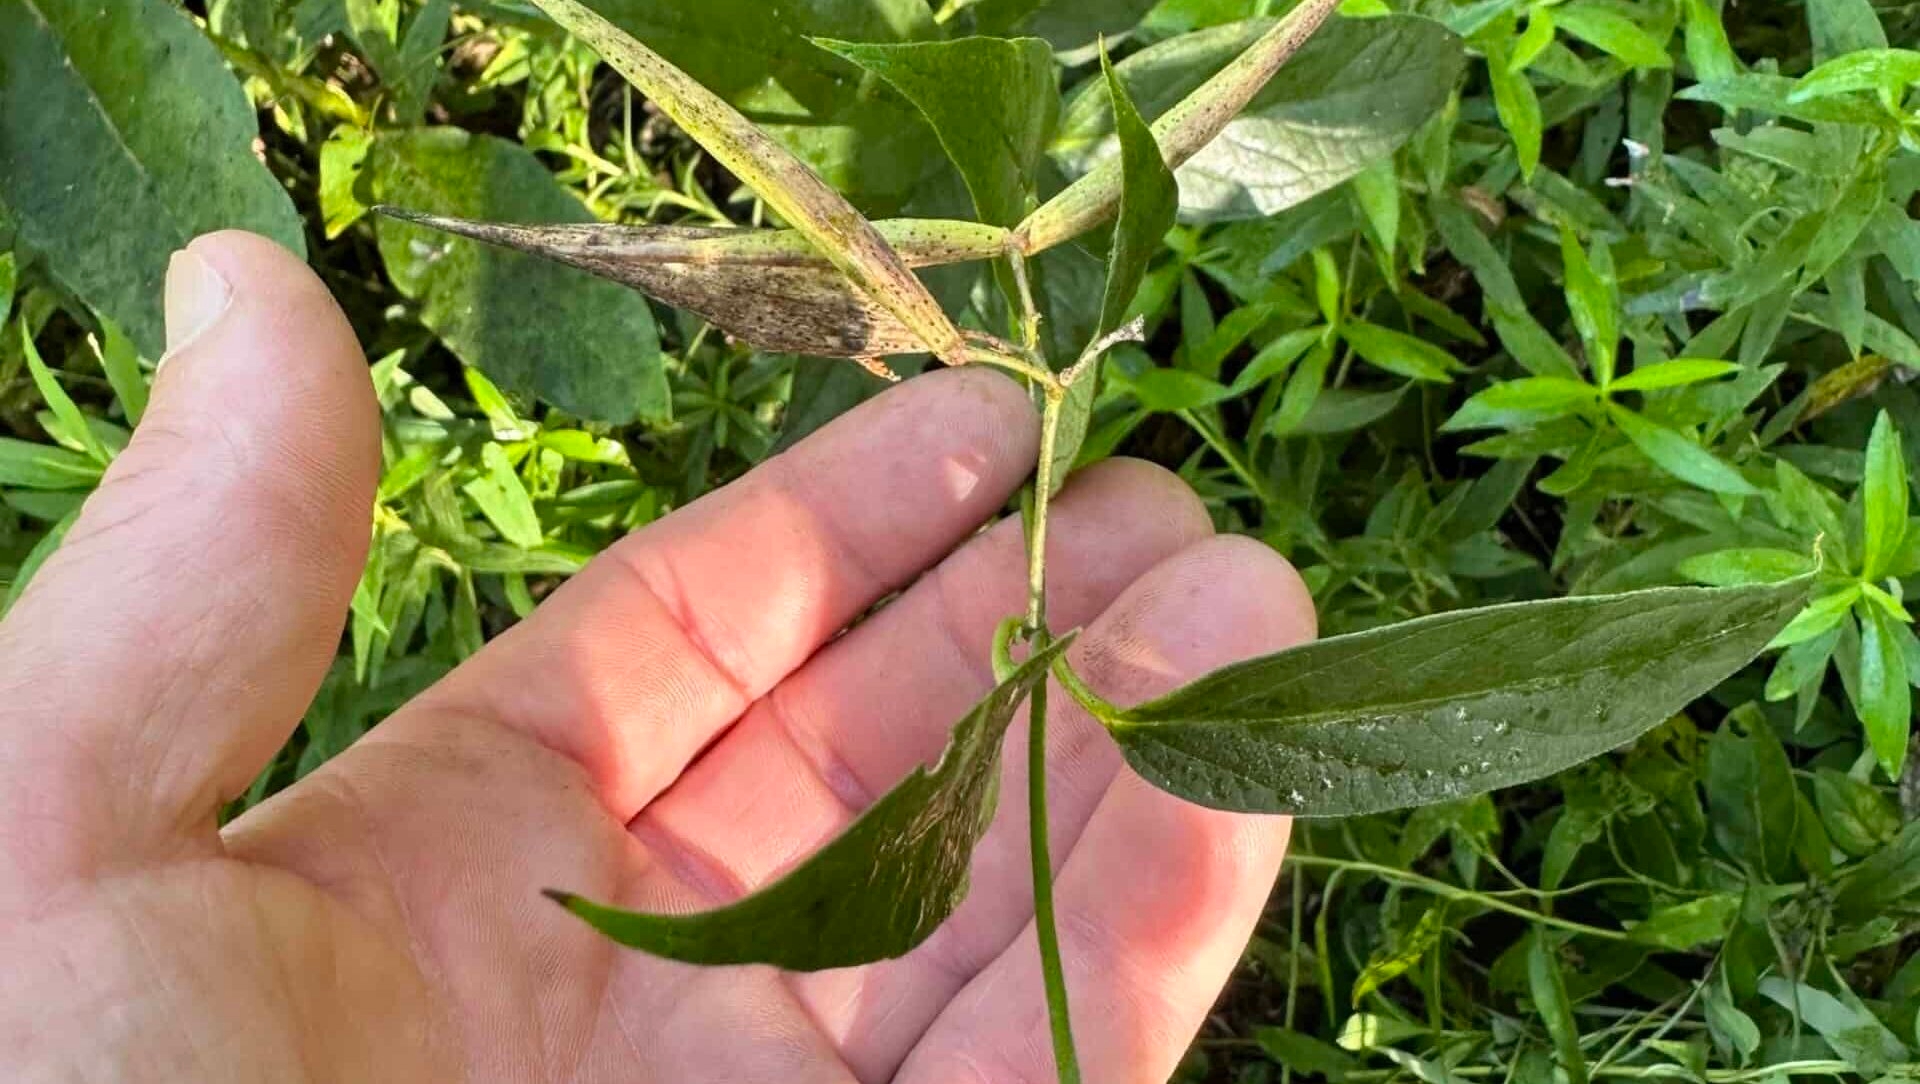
[1026,388,1082,1084]
[1283,854,1632,942]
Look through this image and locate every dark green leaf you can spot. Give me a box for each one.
[1254,1027,1359,1080]
[1078,580,1807,815]
[1121,368,1231,413]
[1834,820,1920,920]
[1054,17,1463,222]
[577,0,942,207]
[1706,705,1798,880]
[1269,336,1336,437]
[1704,969,1762,1064]
[816,37,1058,229]
[0,502,78,617]
[0,0,305,358]
[370,128,668,423]
[1296,385,1409,435]
[545,637,1070,968]
[970,0,1157,50]
[1096,43,1179,335]
[1807,0,1888,62]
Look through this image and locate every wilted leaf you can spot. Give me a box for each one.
[380,208,1009,360]
[546,638,1071,968]
[0,0,304,358]
[1066,581,1807,815]
[531,0,965,362]
[368,129,668,423]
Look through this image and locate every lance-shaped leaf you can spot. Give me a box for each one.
[815,37,1058,230]
[1095,46,1178,336]
[528,0,967,363]
[1063,581,1808,816]
[375,210,1008,359]
[1017,0,1341,251]
[546,636,1073,969]
[1043,43,1179,491]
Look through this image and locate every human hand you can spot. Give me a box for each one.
[0,232,1316,1083]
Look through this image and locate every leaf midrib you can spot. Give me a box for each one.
[1122,597,1784,733]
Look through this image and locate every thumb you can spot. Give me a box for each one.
[0,231,379,883]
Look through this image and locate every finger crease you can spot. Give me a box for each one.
[759,686,872,814]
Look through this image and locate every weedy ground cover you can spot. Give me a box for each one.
[1,0,1917,1081]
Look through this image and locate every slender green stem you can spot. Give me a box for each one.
[1285,854,1632,942]
[968,345,1059,390]
[1025,390,1081,1084]
[1178,408,1273,506]
[1027,678,1079,1084]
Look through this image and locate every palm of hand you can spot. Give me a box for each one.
[0,234,1313,1083]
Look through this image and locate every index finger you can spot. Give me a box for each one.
[410,366,1041,819]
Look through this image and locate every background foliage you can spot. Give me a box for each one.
[2,0,1918,1081]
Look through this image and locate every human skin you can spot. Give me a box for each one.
[0,231,1316,1083]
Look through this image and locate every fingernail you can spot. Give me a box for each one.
[160,247,232,367]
